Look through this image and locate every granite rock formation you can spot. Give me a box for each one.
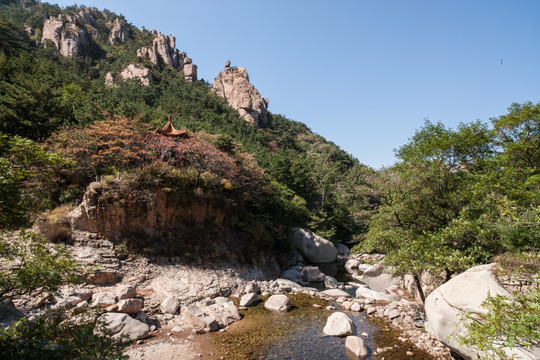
[120,64,151,86]
[109,18,129,45]
[137,32,197,82]
[42,16,87,57]
[211,62,269,126]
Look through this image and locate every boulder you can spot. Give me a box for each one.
[345,336,368,360]
[324,275,339,289]
[288,227,338,263]
[264,295,291,312]
[198,297,241,328]
[275,278,303,292]
[211,64,268,126]
[240,293,260,307]
[181,304,219,333]
[336,243,351,257]
[0,299,23,329]
[53,295,84,308]
[425,264,540,360]
[91,293,116,308]
[323,312,354,337]
[301,266,325,282]
[96,313,149,341]
[117,298,143,315]
[244,283,260,295]
[345,259,361,274]
[358,262,400,293]
[160,294,181,315]
[355,286,395,303]
[281,268,302,282]
[350,302,362,312]
[321,289,352,298]
[114,285,136,300]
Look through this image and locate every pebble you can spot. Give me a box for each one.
[326,305,336,311]
[361,332,368,337]
[313,304,321,308]
[406,351,414,356]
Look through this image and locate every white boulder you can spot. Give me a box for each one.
[96,313,149,341]
[289,227,337,263]
[425,264,540,360]
[117,298,143,315]
[355,286,395,303]
[160,294,181,315]
[264,295,291,312]
[301,266,325,282]
[323,312,354,337]
[321,289,352,298]
[345,336,368,359]
[240,293,260,307]
[358,262,400,293]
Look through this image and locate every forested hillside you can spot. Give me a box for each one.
[0,0,376,250]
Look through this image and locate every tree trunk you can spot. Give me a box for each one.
[413,272,426,304]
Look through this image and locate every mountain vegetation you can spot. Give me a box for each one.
[0,1,538,359]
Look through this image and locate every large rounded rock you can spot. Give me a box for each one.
[323,312,354,337]
[425,264,540,360]
[355,286,395,303]
[96,313,149,341]
[301,266,325,282]
[240,293,260,307]
[345,336,368,359]
[358,262,400,293]
[321,289,352,298]
[289,227,337,263]
[160,294,181,315]
[117,298,143,314]
[264,295,291,312]
[181,304,219,333]
[336,243,351,257]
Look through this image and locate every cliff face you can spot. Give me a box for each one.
[41,16,87,57]
[70,182,226,242]
[211,62,269,127]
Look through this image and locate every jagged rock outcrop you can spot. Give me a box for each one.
[120,64,151,86]
[42,16,87,57]
[182,56,197,83]
[136,32,197,82]
[211,62,269,126]
[109,18,129,45]
[104,72,114,86]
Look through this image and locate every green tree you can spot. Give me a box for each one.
[0,231,127,360]
[0,132,65,228]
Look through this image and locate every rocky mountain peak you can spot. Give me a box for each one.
[41,15,87,57]
[109,18,129,45]
[136,32,197,82]
[211,62,268,127]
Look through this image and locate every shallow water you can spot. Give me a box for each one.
[210,294,436,360]
[262,311,378,360]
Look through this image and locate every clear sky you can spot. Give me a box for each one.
[51,0,540,168]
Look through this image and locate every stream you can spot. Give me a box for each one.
[205,259,438,359]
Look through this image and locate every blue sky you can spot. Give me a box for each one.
[51,0,540,168]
